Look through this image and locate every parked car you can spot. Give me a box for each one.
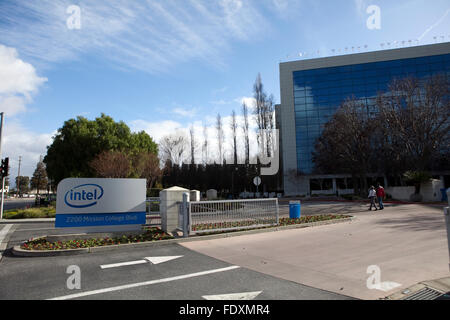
[35,194,56,206]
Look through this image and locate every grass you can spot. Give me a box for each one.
[3,206,56,219]
[16,212,351,250]
[20,227,173,251]
[278,214,350,225]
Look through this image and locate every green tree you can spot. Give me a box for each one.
[44,114,158,184]
[31,159,48,194]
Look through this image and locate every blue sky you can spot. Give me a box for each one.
[0,0,449,184]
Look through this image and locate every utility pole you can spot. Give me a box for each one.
[17,156,21,198]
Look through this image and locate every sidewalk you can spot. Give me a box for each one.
[279,197,447,206]
[181,202,450,300]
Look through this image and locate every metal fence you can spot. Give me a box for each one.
[146,197,161,226]
[187,198,279,235]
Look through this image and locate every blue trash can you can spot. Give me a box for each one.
[289,201,301,219]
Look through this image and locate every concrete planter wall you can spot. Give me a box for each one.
[386,179,445,202]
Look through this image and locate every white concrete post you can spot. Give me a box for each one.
[332,178,337,195]
[190,190,200,202]
[160,186,190,235]
[207,189,218,200]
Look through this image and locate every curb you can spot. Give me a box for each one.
[11,216,354,257]
[12,245,89,257]
[0,218,55,224]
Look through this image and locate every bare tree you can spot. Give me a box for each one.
[313,97,379,196]
[132,152,162,189]
[189,125,196,165]
[253,73,275,157]
[159,132,189,166]
[242,102,250,164]
[230,110,238,165]
[202,122,209,165]
[90,150,130,178]
[376,75,450,171]
[216,113,225,164]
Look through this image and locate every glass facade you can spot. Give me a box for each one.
[293,53,450,174]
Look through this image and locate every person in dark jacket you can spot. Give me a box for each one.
[376,183,385,210]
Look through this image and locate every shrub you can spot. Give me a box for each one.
[4,207,56,219]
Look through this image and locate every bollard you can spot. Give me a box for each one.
[159,186,190,235]
[182,192,190,238]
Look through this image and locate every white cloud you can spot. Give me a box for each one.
[2,121,55,186]
[130,119,184,143]
[212,86,228,95]
[237,96,257,108]
[0,0,270,73]
[354,0,370,18]
[0,44,47,117]
[210,100,229,105]
[129,113,259,165]
[172,107,198,118]
[418,8,450,41]
[265,0,303,19]
[0,96,27,117]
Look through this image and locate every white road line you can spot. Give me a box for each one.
[0,224,15,261]
[100,260,148,269]
[145,256,183,265]
[0,224,14,245]
[203,291,263,300]
[48,265,241,300]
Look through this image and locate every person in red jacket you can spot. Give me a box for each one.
[376,183,385,210]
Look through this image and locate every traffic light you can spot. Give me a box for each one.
[1,158,9,177]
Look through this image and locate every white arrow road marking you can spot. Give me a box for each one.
[203,291,263,300]
[373,281,402,292]
[100,256,184,269]
[100,260,148,269]
[145,255,183,265]
[49,265,241,300]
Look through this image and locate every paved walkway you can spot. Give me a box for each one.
[182,202,450,300]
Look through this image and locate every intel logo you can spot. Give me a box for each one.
[64,184,104,208]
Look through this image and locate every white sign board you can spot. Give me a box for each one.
[55,178,146,228]
[253,176,262,186]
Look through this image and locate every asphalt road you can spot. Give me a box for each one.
[0,223,353,300]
